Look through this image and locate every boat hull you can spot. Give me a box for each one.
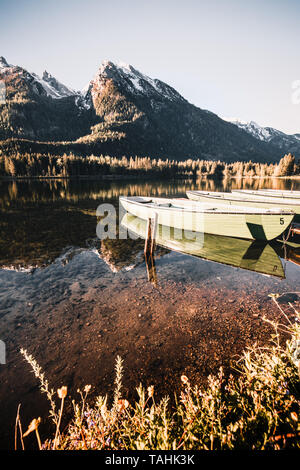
[225,191,300,222]
[120,196,294,241]
[186,190,299,224]
[235,189,300,199]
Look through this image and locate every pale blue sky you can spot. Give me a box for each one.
[0,0,300,133]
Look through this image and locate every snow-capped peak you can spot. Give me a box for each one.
[223,116,300,152]
[0,55,91,112]
[0,56,78,100]
[223,117,283,142]
[0,56,11,70]
[30,72,74,99]
[224,117,249,126]
[89,59,185,102]
[41,70,76,98]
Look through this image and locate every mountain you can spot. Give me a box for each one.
[0,57,290,162]
[225,118,300,156]
[0,56,93,141]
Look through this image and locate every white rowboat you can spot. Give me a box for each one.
[186,190,300,223]
[233,189,300,200]
[120,196,294,241]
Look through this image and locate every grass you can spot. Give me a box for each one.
[16,294,300,450]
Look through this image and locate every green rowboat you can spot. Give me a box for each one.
[186,190,299,224]
[120,196,294,241]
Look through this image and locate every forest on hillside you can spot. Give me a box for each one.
[0,151,299,179]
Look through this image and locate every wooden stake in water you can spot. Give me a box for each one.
[145,252,158,286]
[144,213,158,285]
[144,213,158,256]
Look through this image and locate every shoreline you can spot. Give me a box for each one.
[1,259,299,449]
[1,175,300,182]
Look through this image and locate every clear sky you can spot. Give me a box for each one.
[0,0,300,134]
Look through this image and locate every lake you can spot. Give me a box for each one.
[0,177,300,448]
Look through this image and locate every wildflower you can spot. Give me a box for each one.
[291,412,298,422]
[181,375,189,385]
[23,417,41,437]
[23,417,42,450]
[54,386,67,449]
[147,385,154,398]
[100,404,107,420]
[117,399,129,412]
[268,293,280,299]
[84,385,91,393]
[57,386,67,399]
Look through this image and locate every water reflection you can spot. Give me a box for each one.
[121,213,287,280]
[1,177,300,272]
[276,241,300,267]
[1,176,300,207]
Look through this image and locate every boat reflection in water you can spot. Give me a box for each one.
[121,213,287,283]
[274,240,300,268]
[287,246,300,266]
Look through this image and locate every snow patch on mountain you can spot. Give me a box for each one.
[0,56,11,70]
[0,56,86,104]
[224,117,300,152]
[42,70,76,98]
[30,72,72,99]
[88,60,185,103]
[224,118,281,141]
[116,61,162,94]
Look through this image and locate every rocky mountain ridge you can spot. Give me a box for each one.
[0,57,296,162]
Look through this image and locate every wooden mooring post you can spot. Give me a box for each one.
[144,213,158,256]
[145,252,158,286]
[284,223,300,242]
[144,213,158,286]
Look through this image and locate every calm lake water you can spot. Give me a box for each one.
[0,177,300,448]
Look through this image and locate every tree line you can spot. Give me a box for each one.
[0,151,299,178]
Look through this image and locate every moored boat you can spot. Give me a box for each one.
[233,189,300,200]
[186,190,300,223]
[120,195,294,241]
